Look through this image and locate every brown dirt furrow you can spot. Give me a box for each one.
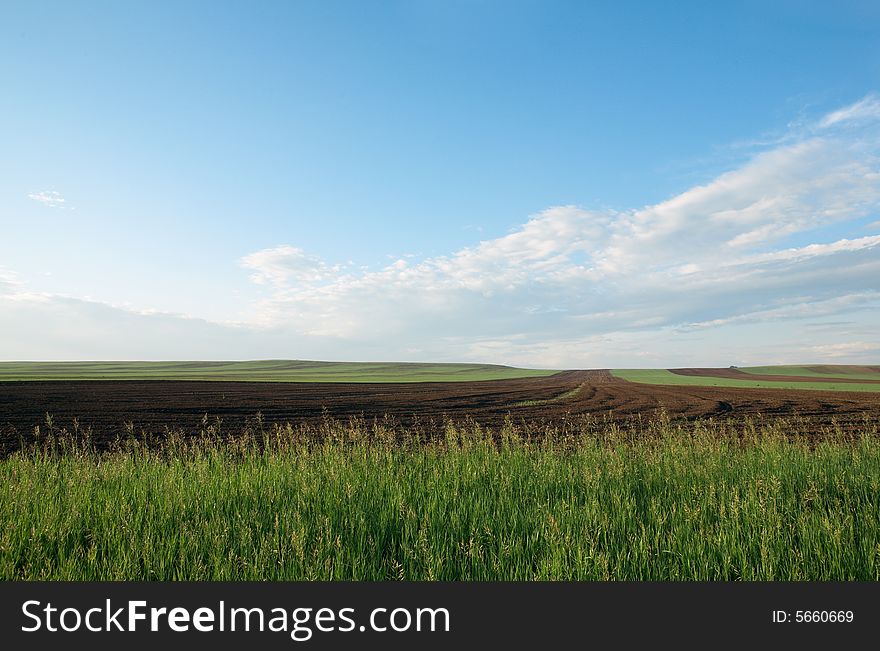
[1,369,877,453]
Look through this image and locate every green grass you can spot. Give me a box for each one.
[740,365,880,382]
[514,382,587,406]
[0,360,558,383]
[612,368,880,392]
[1,417,878,580]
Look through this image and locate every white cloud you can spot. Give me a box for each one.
[808,341,880,359]
[679,292,880,331]
[27,190,69,208]
[226,95,880,365]
[0,294,246,360]
[0,267,21,296]
[819,94,880,128]
[4,96,880,366]
[240,245,341,287]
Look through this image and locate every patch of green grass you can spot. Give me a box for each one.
[740,365,880,382]
[0,360,558,383]
[1,418,877,580]
[612,369,880,392]
[514,382,586,406]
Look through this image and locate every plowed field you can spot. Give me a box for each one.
[2,370,878,452]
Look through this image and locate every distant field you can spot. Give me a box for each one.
[0,360,559,383]
[739,365,880,381]
[612,368,880,392]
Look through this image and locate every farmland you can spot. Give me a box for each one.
[738,365,880,381]
[0,360,558,383]
[2,368,880,455]
[612,367,880,392]
[1,361,878,580]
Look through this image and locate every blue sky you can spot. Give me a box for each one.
[2,1,879,366]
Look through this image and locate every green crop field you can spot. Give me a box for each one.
[611,368,880,392]
[739,365,880,381]
[2,417,877,581]
[0,360,559,383]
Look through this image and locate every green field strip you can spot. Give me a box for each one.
[0,360,559,383]
[612,369,880,392]
[739,365,880,381]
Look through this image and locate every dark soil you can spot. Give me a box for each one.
[1,370,877,453]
